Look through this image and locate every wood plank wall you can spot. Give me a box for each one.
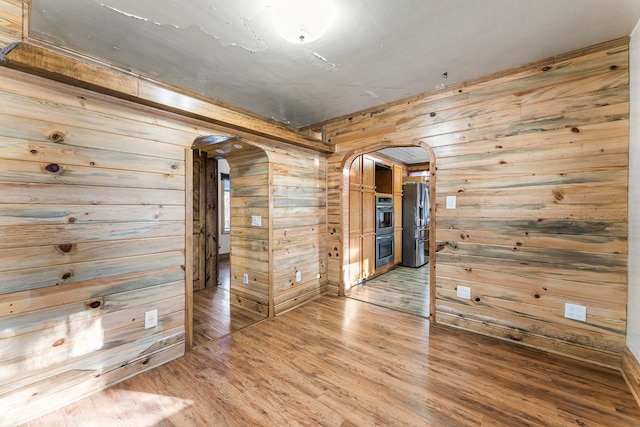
[227,147,271,316]
[223,143,328,317]
[0,0,21,45]
[269,147,328,315]
[322,39,630,368]
[0,66,211,425]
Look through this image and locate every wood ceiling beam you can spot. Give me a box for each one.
[1,41,334,154]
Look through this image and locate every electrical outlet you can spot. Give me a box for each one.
[457,285,471,300]
[446,195,457,209]
[251,215,261,227]
[565,303,587,322]
[144,309,158,329]
[243,273,249,285]
[296,271,302,282]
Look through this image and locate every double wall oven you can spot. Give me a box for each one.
[375,196,394,269]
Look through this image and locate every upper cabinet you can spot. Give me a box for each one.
[393,164,403,194]
[374,162,393,194]
[362,156,375,189]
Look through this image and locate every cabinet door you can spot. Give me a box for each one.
[393,195,402,229]
[362,233,375,279]
[394,229,402,264]
[362,189,375,234]
[393,164,404,193]
[362,156,375,189]
[348,235,362,285]
[349,187,362,234]
[350,155,362,186]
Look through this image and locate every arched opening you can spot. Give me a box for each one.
[340,140,436,319]
[187,136,269,349]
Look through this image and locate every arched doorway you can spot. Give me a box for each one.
[340,140,436,319]
[188,136,269,349]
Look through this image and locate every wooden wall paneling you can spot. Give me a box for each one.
[227,148,270,316]
[184,148,194,351]
[326,155,345,295]
[268,149,328,315]
[319,39,630,368]
[0,0,22,45]
[192,150,206,292]
[3,40,333,153]
[0,65,227,424]
[3,342,184,426]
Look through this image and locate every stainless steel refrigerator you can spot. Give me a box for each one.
[401,182,429,267]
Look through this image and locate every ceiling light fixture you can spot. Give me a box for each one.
[270,0,336,44]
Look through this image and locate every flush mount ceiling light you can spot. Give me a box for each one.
[270,0,336,44]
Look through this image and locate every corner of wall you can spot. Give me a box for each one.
[627,17,640,364]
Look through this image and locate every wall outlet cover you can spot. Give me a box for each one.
[446,195,457,209]
[251,215,262,227]
[243,273,249,285]
[565,303,587,322]
[296,271,302,282]
[144,309,158,329]
[457,285,471,299]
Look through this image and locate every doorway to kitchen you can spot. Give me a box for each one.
[344,143,435,319]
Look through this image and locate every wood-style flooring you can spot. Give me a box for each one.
[192,256,265,347]
[24,296,640,426]
[348,263,429,317]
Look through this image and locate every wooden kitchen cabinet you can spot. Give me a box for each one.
[348,155,404,286]
[349,155,376,284]
[393,164,404,264]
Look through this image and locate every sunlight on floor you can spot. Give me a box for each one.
[99,389,193,426]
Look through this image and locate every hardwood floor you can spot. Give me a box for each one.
[24,296,640,426]
[348,263,429,317]
[192,255,265,347]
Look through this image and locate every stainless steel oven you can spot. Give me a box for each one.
[375,196,394,235]
[375,233,394,269]
[375,195,394,269]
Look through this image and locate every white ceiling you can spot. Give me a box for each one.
[29,0,640,132]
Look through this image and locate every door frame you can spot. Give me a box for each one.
[340,140,437,319]
[185,149,220,352]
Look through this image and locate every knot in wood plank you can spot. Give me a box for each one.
[49,131,66,143]
[45,163,61,173]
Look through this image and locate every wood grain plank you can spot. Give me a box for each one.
[0,221,185,248]
[0,181,185,205]
[1,250,185,294]
[0,203,185,225]
[0,135,185,175]
[0,235,184,271]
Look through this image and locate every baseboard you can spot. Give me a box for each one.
[623,346,640,408]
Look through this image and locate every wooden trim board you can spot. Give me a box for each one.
[2,41,332,154]
[184,148,194,351]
